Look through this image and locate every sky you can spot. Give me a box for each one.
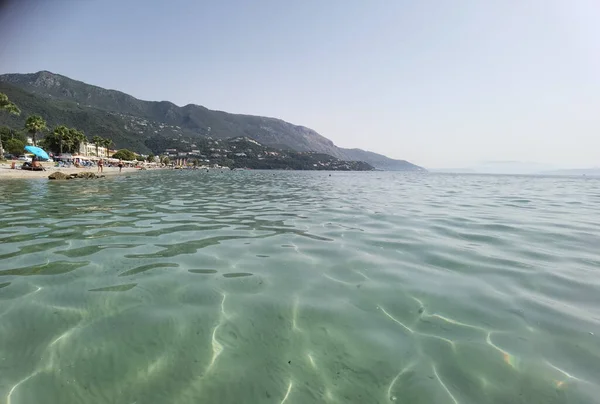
[1,0,599,169]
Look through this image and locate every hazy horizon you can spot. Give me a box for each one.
[1,0,599,169]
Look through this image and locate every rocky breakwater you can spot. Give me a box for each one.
[48,171,105,180]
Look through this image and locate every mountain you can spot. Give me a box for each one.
[0,71,423,171]
[166,136,374,171]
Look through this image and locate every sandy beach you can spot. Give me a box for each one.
[0,162,149,179]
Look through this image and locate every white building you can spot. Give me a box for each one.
[78,142,116,158]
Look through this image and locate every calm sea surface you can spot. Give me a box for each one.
[1,171,599,404]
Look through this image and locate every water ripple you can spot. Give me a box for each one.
[0,171,599,403]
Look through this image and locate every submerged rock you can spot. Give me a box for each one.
[48,171,69,180]
[48,171,104,180]
[72,172,98,179]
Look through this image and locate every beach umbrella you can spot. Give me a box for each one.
[24,145,50,161]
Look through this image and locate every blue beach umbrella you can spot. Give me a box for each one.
[24,145,50,161]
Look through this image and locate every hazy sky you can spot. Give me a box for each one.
[1,0,599,168]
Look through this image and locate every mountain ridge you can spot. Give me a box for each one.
[0,70,423,170]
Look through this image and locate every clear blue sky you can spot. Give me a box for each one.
[1,0,599,168]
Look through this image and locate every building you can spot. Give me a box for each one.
[78,142,116,158]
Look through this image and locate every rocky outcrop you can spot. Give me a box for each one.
[48,171,105,180]
[48,171,68,180]
[72,172,100,179]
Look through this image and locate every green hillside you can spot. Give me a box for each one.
[0,71,424,170]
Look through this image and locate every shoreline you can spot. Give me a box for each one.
[0,164,152,180]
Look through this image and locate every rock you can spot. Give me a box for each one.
[48,171,68,180]
[49,171,101,180]
[76,172,97,179]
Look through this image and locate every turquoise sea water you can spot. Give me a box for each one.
[1,171,599,403]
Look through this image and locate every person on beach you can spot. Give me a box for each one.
[118,159,123,173]
[31,156,45,170]
[98,159,103,173]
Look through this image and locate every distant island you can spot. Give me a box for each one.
[0,71,424,171]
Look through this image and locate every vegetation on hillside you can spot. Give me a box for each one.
[0,72,424,170]
[0,83,150,153]
[0,84,375,170]
[162,137,374,171]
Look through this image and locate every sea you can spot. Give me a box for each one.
[0,170,599,404]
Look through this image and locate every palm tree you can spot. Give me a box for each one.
[102,138,113,158]
[92,135,103,157]
[24,115,47,146]
[53,125,70,155]
[69,129,86,154]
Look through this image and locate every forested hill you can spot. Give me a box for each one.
[0,71,424,171]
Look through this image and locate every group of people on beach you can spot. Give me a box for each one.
[97,159,124,173]
[21,156,45,171]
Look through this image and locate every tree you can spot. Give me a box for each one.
[5,138,25,156]
[112,149,136,161]
[0,94,20,155]
[53,125,70,155]
[69,128,87,154]
[161,156,170,165]
[1,127,26,144]
[102,138,113,158]
[147,153,155,163]
[91,135,103,157]
[24,115,47,146]
[41,126,68,154]
[0,93,20,115]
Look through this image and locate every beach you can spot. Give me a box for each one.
[0,162,148,179]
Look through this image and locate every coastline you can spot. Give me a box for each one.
[0,163,151,180]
